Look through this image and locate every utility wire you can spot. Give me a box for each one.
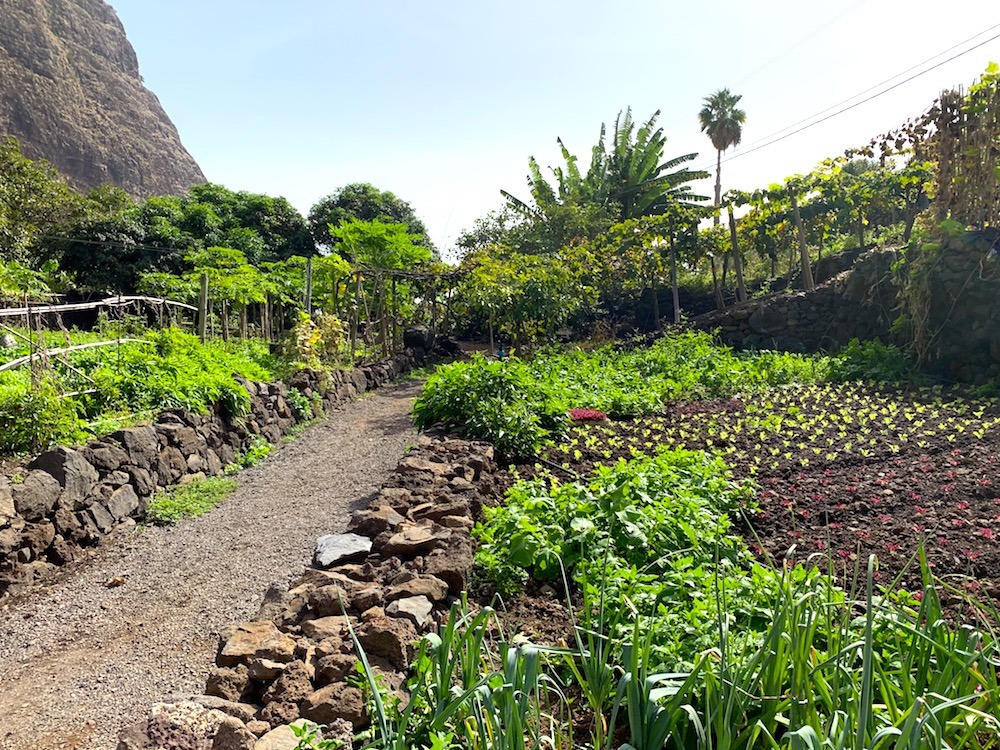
[718,22,1000,163]
[693,26,1000,173]
[733,0,869,87]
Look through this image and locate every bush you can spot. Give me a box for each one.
[829,338,917,383]
[0,378,83,454]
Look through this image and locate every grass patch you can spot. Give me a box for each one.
[145,476,237,524]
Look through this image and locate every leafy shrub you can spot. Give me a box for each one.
[0,378,83,454]
[412,355,565,457]
[829,337,917,383]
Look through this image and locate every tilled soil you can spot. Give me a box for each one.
[0,381,421,750]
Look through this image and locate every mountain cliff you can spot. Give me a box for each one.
[0,0,205,197]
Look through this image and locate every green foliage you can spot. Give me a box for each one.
[413,331,829,457]
[328,218,430,269]
[829,338,917,383]
[308,183,434,254]
[145,476,237,524]
[0,138,82,263]
[225,436,272,474]
[0,377,84,454]
[51,182,312,292]
[456,244,597,346]
[0,326,274,456]
[475,449,750,596]
[504,109,708,225]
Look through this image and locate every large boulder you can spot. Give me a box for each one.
[11,470,61,522]
[109,426,159,471]
[28,447,99,510]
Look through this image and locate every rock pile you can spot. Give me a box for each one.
[0,355,418,596]
[120,433,495,749]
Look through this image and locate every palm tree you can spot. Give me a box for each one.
[698,89,747,225]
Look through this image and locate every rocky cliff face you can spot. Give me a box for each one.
[0,0,205,196]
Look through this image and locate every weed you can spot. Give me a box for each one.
[145,476,237,524]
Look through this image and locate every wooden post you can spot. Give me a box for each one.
[305,255,314,316]
[198,273,208,343]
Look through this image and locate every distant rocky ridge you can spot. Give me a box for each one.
[0,0,205,196]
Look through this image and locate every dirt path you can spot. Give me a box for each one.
[0,381,421,750]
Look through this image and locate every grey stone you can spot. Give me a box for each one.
[87,503,116,534]
[28,447,99,510]
[83,441,130,472]
[106,485,140,521]
[313,533,372,569]
[386,595,434,629]
[125,466,155,496]
[11,470,61,522]
[109,425,159,470]
[0,476,14,525]
[0,333,16,348]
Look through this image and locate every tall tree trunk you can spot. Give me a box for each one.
[711,254,724,310]
[650,275,660,331]
[239,305,248,339]
[857,207,865,251]
[713,149,722,226]
[728,207,747,303]
[670,241,681,325]
[791,194,816,291]
[221,300,230,342]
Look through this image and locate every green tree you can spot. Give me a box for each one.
[328,219,431,269]
[0,138,82,263]
[504,109,706,228]
[309,183,434,254]
[698,89,747,225]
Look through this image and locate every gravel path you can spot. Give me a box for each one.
[0,381,421,750]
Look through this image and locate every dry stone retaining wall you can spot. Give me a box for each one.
[119,432,496,749]
[691,240,1000,384]
[0,354,419,596]
[691,248,900,353]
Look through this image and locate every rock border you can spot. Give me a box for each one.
[119,432,496,749]
[1,353,421,596]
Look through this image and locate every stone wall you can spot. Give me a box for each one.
[691,248,901,353]
[119,432,495,749]
[0,354,419,596]
[690,239,1000,383]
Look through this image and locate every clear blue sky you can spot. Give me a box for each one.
[112,1,1000,258]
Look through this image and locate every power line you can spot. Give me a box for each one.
[733,0,869,87]
[694,26,1000,173]
[717,22,1000,164]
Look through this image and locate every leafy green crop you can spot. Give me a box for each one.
[414,331,830,457]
